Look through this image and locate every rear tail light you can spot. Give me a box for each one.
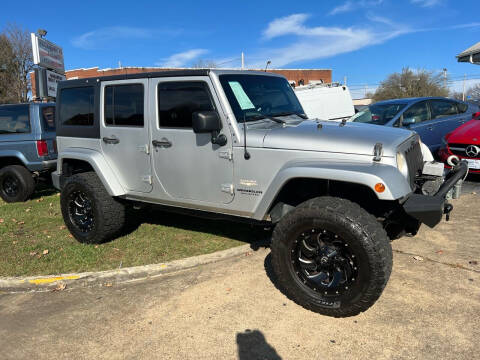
[36,140,48,156]
[473,111,480,120]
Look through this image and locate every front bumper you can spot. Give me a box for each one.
[402,161,468,228]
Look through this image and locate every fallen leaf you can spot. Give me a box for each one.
[226,288,232,292]
[12,241,17,245]
[469,260,478,266]
[105,283,113,287]
[52,283,67,292]
[473,192,477,195]
[42,249,49,255]
[113,248,120,251]
[17,221,25,225]
[25,208,31,212]
[11,218,17,223]
[0,218,4,223]
[47,235,51,239]
[68,234,73,238]
[413,255,424,261]
[436,250,444,255]
[94,245,99,249]
[29,251,37,256]
[59,225,66,230]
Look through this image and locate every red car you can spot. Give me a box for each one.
[439,111,480,173]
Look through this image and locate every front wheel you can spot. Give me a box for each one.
[271,196,392,317]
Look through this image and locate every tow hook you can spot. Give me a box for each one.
[444,203,453,221]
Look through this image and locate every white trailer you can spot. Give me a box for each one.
[294,82,355,121]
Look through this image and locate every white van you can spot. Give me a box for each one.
[294,82,355,121]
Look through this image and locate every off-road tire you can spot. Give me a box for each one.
[271,196,392,317]
[60,172,126,244]
[0,165,35,202]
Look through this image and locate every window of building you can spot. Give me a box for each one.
[158,82,214,128]
[105,84,144,127]
[60,87,95,126]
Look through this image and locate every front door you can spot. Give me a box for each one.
[149,77,234,204]
[403,100,439,150]
[100,79,152,193]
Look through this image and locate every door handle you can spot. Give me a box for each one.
[152,139,172,148]
[427,126,434,131]
[103,136,119,144]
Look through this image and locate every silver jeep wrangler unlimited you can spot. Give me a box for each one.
[52,70,467,317]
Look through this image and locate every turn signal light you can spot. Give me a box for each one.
[374,183,386,193]
[36,140,48,156]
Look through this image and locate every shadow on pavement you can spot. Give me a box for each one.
[237,329,282,360]
[120,204,273,249]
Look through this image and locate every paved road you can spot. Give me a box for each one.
[1,195,479,360]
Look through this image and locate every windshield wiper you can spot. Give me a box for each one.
[270,111,308,119]
[247,114,286,124]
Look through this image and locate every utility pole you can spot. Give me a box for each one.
[462,73,466,101]
[344,76,347,86]
[443,68,447,89]
[241,52,245,70]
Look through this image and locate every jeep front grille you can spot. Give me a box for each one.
[404,140,423,189]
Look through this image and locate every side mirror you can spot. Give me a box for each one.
[192,111,227,146]
[402,116,416,126]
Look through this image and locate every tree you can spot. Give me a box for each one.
[0,23,34,103]
[0,34,17,103]
[191,59,218,68]
[467,84,480,100]
[371,67,448,102]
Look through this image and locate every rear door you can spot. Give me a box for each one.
[99,79,152,193]
[428,99,463,148]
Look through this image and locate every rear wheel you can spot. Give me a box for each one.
[271,196,392,317]
[0,165,35,202]
[60,172,126,244]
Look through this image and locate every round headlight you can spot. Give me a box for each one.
[396,152,409,178]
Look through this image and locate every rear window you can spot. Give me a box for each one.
[40,106,55,131]
[60,87,95,126]
[0,105,30,134]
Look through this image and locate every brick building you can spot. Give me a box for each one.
[31,67,332,98]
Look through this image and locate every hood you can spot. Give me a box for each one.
[260,120,414,157]
[447,119,480,144]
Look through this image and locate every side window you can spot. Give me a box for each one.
[402,101,430,124]
[60,87,94,126]
[430,100,458,119]
[457,102,468,113]
[158,81,215,128]
[40,106,56,131]
[0,105,30,134]
[105,84,144,127]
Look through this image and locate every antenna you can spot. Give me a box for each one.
[243,113,250,160]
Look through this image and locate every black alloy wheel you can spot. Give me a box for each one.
[293,228,358,296]
[2,175,19,198]
[67,191,95,233]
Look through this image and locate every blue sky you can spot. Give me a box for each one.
[2,0,480,97]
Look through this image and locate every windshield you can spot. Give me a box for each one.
[351,103,406,125]
[40,105,56,131]
[219,74,305,123]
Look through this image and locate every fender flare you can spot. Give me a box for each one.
[0,150,29,167]
[253,160,412,220]
[58,149,125,196]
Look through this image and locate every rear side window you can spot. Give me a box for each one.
[40,106,55,131]
[105,84,144,127]
[60,87,95,126]
[0,105,30,134]
[430,100,458,119]
[158,82,214,128]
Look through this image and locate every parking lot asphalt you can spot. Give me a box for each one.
[1,193,479,360]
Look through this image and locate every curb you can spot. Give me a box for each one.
[0,244,255,293]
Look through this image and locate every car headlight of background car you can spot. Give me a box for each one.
[396,151,409,178]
